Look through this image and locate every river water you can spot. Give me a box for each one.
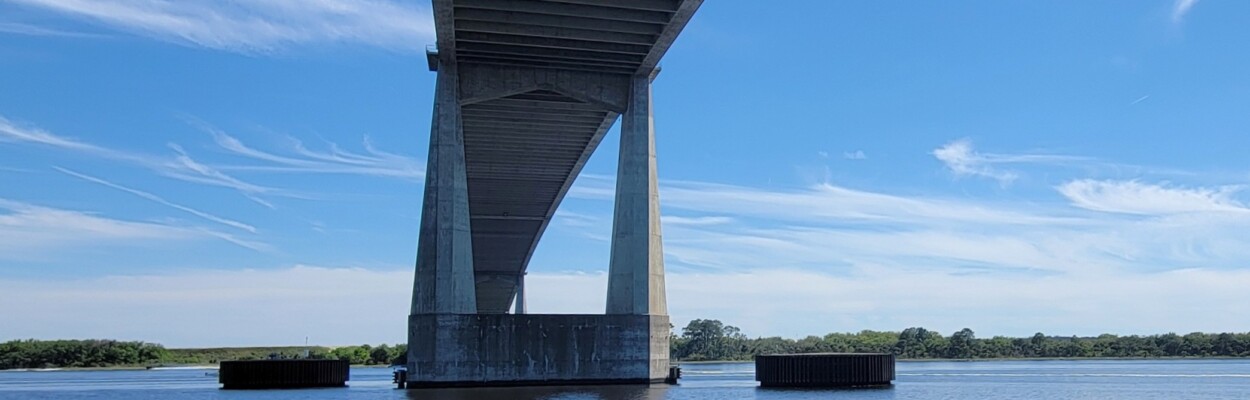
[2,359,1247,399]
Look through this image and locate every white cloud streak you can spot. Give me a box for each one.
[932,138,1087,184]
[1,115,142,162]
[166,144,277,209]
[1058,179,1248,216]
[1173,0,1200,23]
[843,150,867,160]
[56,167,257,233]
[933,139,1018,183]
[4,0,435,54]
[0,198,248,258]
[194,121,424,180]
[662,216,734,226]
[1,114,285,204]
[0,114,421,206]
[565,173,1250,278]
[0,21,103,38]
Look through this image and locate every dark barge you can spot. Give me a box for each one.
[218,359,349,390]
[755,353,895,388]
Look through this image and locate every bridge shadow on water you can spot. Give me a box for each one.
[403,385,668,400]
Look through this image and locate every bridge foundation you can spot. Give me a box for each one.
[407,314,670,387]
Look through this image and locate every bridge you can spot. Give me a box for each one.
[408,0,703,387]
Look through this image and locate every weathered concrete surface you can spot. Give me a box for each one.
[407,314,670,387]
[411,58,477,315]
[513,273,526,315]
[606,72,667,316]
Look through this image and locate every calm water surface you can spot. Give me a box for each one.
[2,359,1248,399]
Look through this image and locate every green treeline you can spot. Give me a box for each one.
[9,320,1250,369]
[0,340,167,369]
[164,344,406,366]
[671,319,1250,361]
[0,340,407,370]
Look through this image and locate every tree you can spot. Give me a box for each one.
[369,345,391,365]
[948,328,976,359]
[680,319,727,360]
[895,327,934,358]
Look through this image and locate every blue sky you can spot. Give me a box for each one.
[2,0,1250,347]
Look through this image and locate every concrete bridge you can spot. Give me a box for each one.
[407,0,703,387]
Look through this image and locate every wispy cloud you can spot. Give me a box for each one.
[4,0,435,54]
[662,216,734,226]
[193,121,424,180]
[0,198,266,257]
[56,167,258,233]
[1,115,141,161]
[1,114,420,206]
[933,138,1086,184]
[565,170,1250,279]
[1130,95,1150,105]
[843,150,868,160]
[570,174,1083,227]
[166,144,278,209]
[1058,179,1247,216]
[934,139,1018,183]
[2,114,283,204]
[1172,0,1200,23]
[0,198,190,244]
[0,21,103,38]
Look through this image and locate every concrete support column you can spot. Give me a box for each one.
[606,71,668,316]
[513,273,526,314]
[410,58,477,315]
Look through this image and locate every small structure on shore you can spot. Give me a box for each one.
[218,359,349,390]
[755,353,895,388]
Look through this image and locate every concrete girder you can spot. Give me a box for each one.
[459,64,629,112]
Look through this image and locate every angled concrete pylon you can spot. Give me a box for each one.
[410,57,477,315]
[607,70,668,316]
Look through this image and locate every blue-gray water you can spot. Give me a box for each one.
[3,360,1249,399]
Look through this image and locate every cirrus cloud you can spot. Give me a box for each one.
[3,0,435,54]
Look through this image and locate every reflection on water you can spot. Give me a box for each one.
[405,385,668,400]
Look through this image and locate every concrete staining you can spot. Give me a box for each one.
[408,314,671,387]
[408,0,702,387]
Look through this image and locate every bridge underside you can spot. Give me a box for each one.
[464,88,617,312]
[409,0,701,387]
[441,0,701,313]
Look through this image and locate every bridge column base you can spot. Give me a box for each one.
[407,314,670,387]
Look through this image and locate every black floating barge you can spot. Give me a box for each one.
[755,353,895,388]
[219,359,350,390]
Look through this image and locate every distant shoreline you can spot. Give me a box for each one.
[677,356,1250,364]
[5,357,1248,372]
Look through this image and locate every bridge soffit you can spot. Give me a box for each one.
[458,64,632,113]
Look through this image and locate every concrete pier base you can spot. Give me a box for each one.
[407,314,670,387]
